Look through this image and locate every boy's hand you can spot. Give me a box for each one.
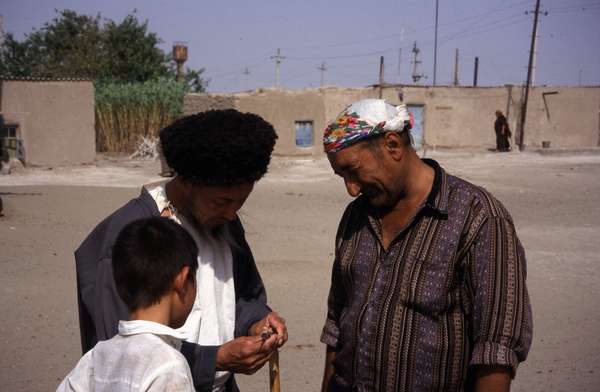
[216,334,278,374]
[250,312,288,348]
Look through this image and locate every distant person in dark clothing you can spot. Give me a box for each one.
[494,110,512,152]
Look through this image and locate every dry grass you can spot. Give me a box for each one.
[95,79,185,152]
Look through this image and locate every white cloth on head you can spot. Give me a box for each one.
[147,181,236,392]
[57,320,194,391]
[344,98,411,131]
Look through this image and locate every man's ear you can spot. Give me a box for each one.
[382,132,405,160]
[173,265,191,296]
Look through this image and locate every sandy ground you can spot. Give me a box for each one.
[1,150,600,392]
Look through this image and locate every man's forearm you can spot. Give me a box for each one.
[473,366,511,392]
[180,341,218,391]
[321,347,337,392]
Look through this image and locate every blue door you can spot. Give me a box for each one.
[407,105,424,149]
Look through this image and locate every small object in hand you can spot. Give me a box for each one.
[260,329,274,340]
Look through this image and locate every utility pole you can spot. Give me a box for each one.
[270,48,285,88]
[531,31,538,86]
[453,48,459,86]
[378,56,385,98]
[398,27,405,83]
[242,67,250,90]
[317,62,327,87]
[525,7,547,87]
[473,57,479,86]
[411,42,425,84]
[433,0,439,86]
[398,48,402,83]
[519,0,543,151]
[579,69,583,86]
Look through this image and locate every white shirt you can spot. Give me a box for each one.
[147,182,236,391]
[57,320,194,392]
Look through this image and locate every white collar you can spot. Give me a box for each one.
[118,320,188,349]
[145,181,172,214]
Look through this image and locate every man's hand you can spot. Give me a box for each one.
[250,312,288,348]
[321,346,337,392]
[216,334,278,374]
[473,365,512,392]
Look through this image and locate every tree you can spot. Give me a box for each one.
[184,68,208,93]
[0,10,105,79]
[101,13,168,82]
[165,58,209,93]
[0,33,36,77]
[0,9,207,91]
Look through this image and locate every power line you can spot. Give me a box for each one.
[287,47,398,61]
[438,12,528,44]
[287,13,525,64]
[278,0,533,54]
[212,11,529,85]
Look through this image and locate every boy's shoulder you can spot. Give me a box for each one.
[99,332,193,389]
[58,326,193,391]
[96,330,184,360]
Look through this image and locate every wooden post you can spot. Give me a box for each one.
[269,351,281,392]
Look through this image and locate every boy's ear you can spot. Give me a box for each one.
[173,265,191,295]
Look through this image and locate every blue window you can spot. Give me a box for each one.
[295,121,314,147]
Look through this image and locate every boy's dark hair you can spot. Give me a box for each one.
[112,217,198,312]
[160,109,278,185]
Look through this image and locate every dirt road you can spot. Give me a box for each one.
[1,151,599,391]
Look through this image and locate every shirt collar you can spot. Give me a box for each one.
[421,158,449,219]
[118,320,187,349]
[144,180,172,214]
[364,158,449,220]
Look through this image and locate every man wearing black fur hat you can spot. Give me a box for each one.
[75,110,287,392]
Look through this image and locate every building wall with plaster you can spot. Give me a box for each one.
[382,86,509,148]
[185,85,600,155]
[1,79,95,166]
[523,86,600,148]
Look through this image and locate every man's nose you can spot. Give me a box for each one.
[344,178,361,197]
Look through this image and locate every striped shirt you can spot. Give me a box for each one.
[321,159,532,391]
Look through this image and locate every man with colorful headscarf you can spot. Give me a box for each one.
[320,99,532,391]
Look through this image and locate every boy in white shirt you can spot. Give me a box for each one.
[58,217,199,391]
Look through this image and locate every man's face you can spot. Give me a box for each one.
[328,141,400,209]
[184,182,254,229]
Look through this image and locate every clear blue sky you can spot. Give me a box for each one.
[2,0,599,92]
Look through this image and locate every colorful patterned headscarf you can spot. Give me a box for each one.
[323,99,413,153]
